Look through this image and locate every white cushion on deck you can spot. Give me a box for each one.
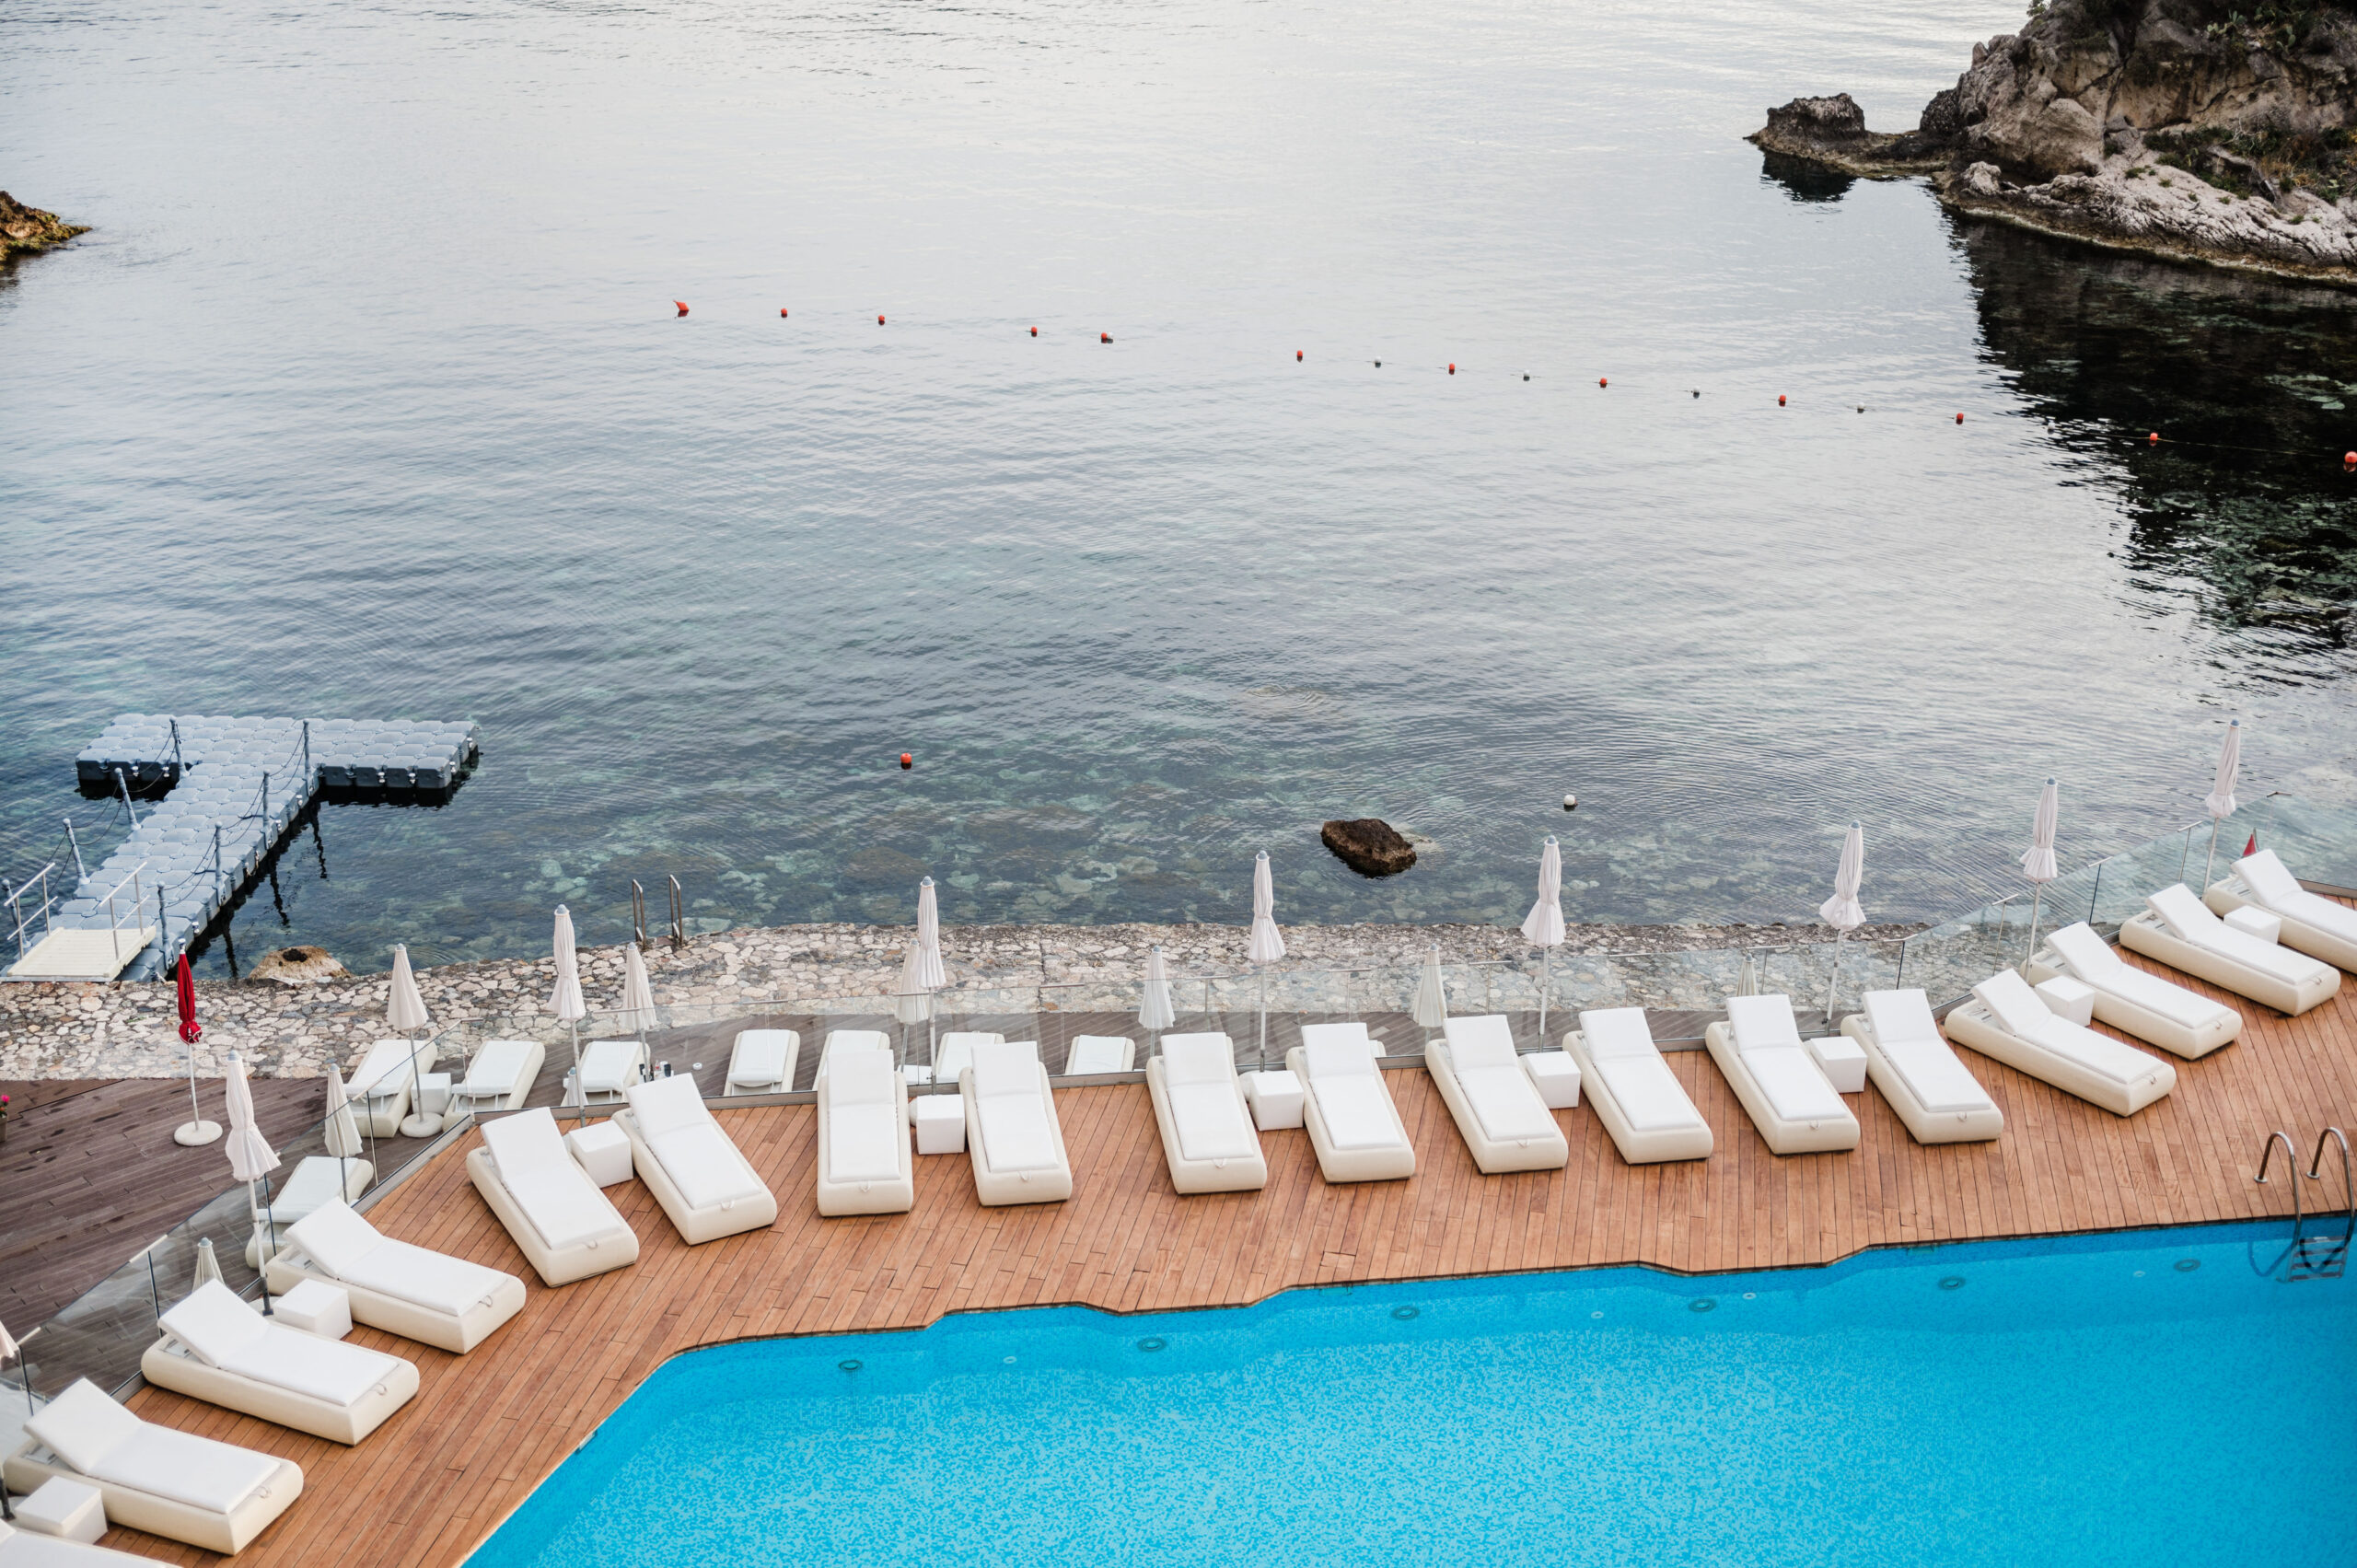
[972,1041,1059,1172]
[2148,884,2321,983]
[1578,1007,1656,1060]
[1744,1045,1847,1122]
[1593,1053,1697,1131]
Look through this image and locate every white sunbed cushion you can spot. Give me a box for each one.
[1311,1073,1399,1150]
[1592,1053,1699,1132]
[158,1282,269,1367]
[25,1379,141,1476]
[1973,970,2052,1038]
[463,1040,535,1093]
[2047,922,2125,981]
[1726,993,1804,1052]
[0,1523,109,1564]
[974,1090,1059,1173]
[89,1423,282,1516]
[579,1040,643,1092]
[728,1030,797,1086]
[1862,989,1941,1048]
[351,1040,421,1102]
[1065,1036,1134,1074]
[1160,1034,1238,1085]
[1168,1081,1258,1162]
[221,1326,399,1408]
[481,1106,570,1178]
[1975,971,2157,1090]
[502,1163,622,1251]
[647,1123,766,1209]
[626,1074,710,1137]
[2237,849,2305,905]
[2151,884,2322,982]
[1744,1046,1848,1122]
[828,1102,903,1183]
[1578,1007,1657,1060]
[1875,1038,1991,1116]
[2106,965,2234,1029]
[269,1157,353,1225]
[1298,1022,1376,1056]
[285,1199,384,1279]
[1442,1015,1519,1069]
[1456,1061,1558,1142]
[338,1238,509,1318]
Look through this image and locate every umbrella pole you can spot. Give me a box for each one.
[569,1021,583,1125]
[1824,931,1845,1019]
[2203,819,2223,891]
[1538,948,1551,1042]
[250,1179,274,1316]
[1257,970,1269,1070]
[2021,884,2046,975]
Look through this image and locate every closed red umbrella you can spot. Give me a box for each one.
[172,954,221,1146]
[177,953,200,1043]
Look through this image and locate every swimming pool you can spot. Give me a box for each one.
[472,1221,2355,1567]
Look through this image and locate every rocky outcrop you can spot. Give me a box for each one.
[1756,0,2357,284]
[1319,819,1418,877]
[247,946,350,985]
[0,192,87,257]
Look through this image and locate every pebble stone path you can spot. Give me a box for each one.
[0,917,1920,1081]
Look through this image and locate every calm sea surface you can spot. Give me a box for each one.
[5,0,2357,974]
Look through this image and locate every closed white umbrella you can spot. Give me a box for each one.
[388,944,438,1137]
[1818,823,1865,1016]
[1247,852,1285,1063]
[1521,836,1567,1038]
[2020,778,2061,971]
[552,906,586,1121]
[321,1066,365,1202]
[1735,951,1759,998]
[192,1237,224,1289]
[222,1050,282,1314]
[620,943,657,1033]
[1411,944,1448,1032]
[0,1314,21,1496]
[1140,944,1177,1051]
[894,877,946,1070]
[2202,719,2242,890]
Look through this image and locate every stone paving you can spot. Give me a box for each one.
[0,918,1920,1080]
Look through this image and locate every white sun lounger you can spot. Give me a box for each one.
[817,1029,894,1080]
[1147,1033,1269,1194]
[1837,989,2003,1144]
[912,1031,1000,1086]
[347,1039,428,1137]
[724,1028,801,1094]
[143,1280,418,1446]
[576,1039,646,1103]
[2119,883,2340,1016]
[2,1378,302,1555]
[267,1198,527,1353]
[0,1518,155,1563]
[448,1039,546,1116]
[243,1155,374,1268]
[1944,969,2177,1117]
[1564,1007,1713,1165]
[1429,1016,1569,1174]
[816,1047,913,1216]
[1285,1024,1414,1182]
[2209,848,2357,974]
[2028,921,2241,1058]
[615,1075,778,1244]
[466,1107,640,1285]
[1704,995,1859,1156]
[1063,1035,1137,1074]
[960,1040,1074,1205]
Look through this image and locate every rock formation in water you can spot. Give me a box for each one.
[1752,0,2357,284]
[1320,818,1418,877]
[0,192,87,258]
[248,946,350,985]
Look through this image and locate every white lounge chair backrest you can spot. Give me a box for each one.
[2047,922,2123,979]
[481,1105,570,1176]
[26,1378,142,1474]
[1725,993,1803,1051]
[626,1073,710,1134]
[1577,1007,1656,1059]
[2237,849,2304,905]
[932,1031,1003,1082]
[1298,1022,1378,1061]
[729,1028,797,1085]
[1973,969,2052,1036]
[970,1040,1060,1174]
[971,1039,1043,1095]
[1159,1033,1237,1082]
[1861,989,1940,1047]
[465,1040,535,1091]
[286,1198,383,1276]
[830,1048,897,1108]
[352,1040,419,1100]
[1441,1014,1518,1067]
[159,1281,270,1367]
[1303,1036,1378,1078]
[2148,883,2224,941]
[1064,1035,1135,1074]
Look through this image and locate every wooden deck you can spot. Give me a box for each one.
[73,950,2357,1566]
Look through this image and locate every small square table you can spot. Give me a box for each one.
[564,1119,634,1187]
[1805,1034,1870,1095]
[269,1278,353,1341]
[15,1476,107,1545]
[2033,974,2098,1028]
[1240,1069,1306,1131]
[1520,1051,1583,1109]
[2223,904,2284,945]
[912,1093,967,1155]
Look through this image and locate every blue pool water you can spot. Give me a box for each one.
[472,1221,2356,1567]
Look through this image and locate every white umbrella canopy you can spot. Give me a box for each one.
[2201,719,2242,889]
[222,1051,280,1185]
[912,877,947,992]
[2019,778,2061,970]
[321,1065,366,1160]
[1247,853,1286,964]
[619,944,657,1033]
[550,907,586,1024]
[1818,823,1865,1017]
[387,944,431,1034]
[1521,836,1567,1036]
[1140,944,1177,1036]
[1411,945,1448,1031]
[192,1237,224,1289]
[893,937,934,1026]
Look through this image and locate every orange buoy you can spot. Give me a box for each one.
[1448,363,1456,375]
[2345,450,2356,464]
[1955,412,1964,424]
[1029,327,1038,337]
[1296,350,1303,362]
[878,314,887,324]
[780,308,789,318]
[1598,377,1608,388]
[1778,394,1787,406]
[2148,432,2160,444]
[1100,332,1112,343]
[899,753,912,770]
[674,301,689,317]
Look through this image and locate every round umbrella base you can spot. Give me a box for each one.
[173,1119,224,1146]
[399,1113,444,1139]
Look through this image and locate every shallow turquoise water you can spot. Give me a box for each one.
[472,1220,2356,1567]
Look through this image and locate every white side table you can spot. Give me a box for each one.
[565,1120,634,1187]
[1240,1069,1305,1131]
[16,1476,107,1544]
[2033,975,2097,1028]
[912,1093,966,1155]
[2223,904,2284,945]
[267,1278,353,1341]
[1805,1035,1869,1095]
[1521,1051,1583,1108]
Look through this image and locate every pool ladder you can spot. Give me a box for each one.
[2256,1128,2352,1281]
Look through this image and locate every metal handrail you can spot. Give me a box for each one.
[2309,1127,2351,1216]
[2258,1130,2305,1232]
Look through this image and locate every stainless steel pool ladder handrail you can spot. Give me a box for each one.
[2258,1131,2305,1233]
[2308,1127,2351,1218]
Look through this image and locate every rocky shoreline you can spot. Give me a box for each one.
[0,917,1922,1081]
[1754,0,2357,285]
[0,192,87,259]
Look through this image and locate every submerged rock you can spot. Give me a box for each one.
[248,946,349,985]
[0,192,87,257]
[1320,818,1418,877]
[1753,1,2357,285]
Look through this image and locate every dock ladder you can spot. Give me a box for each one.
[2256,1128,2352,1281]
